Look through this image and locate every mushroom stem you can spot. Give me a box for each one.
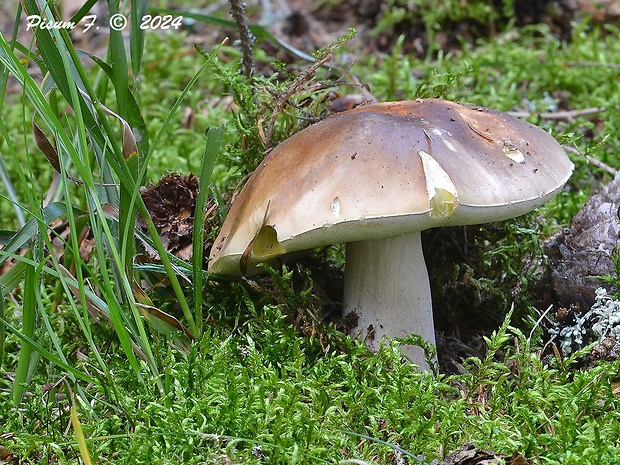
[343,233,436,370]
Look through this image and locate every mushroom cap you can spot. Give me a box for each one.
[209,99,573,275]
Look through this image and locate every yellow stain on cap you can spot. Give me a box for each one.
[240,225,286,274]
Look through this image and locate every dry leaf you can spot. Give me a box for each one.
[442,444,531,465]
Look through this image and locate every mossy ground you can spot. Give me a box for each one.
[1,1,620,463]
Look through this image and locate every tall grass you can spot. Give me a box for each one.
[0,0,221,405]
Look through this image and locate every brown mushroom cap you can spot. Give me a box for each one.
[209,99,573,275]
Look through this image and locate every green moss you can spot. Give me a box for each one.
[2,1,620,463]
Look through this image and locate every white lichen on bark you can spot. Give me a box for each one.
[552,287,620,356]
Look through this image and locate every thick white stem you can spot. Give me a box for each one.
[343,233,436,369]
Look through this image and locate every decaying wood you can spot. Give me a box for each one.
[543,174,620,311]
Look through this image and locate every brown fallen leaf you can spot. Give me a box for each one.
[0,452,17,464]
[439,443,531,465]
[33,120,60,173]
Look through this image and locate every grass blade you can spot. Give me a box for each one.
[193,127,223,332]
[130,0,149,78]
[128,41,226,338]
[1,315,96,383]
[149,6,316,63]
[0,202,70,271]
[0,283,4,370]
[11,247,38,405]
[71,405,94,465]
[0,24,154,383]
[20,1,109,154]
[0,152,26,226]
[0,112,31,227]
[337,430,427,463]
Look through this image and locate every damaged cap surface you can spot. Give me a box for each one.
[209,99,573,275]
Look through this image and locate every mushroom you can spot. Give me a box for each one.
[208,99,573,368]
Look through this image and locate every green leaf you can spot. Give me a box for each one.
[12,247,38,405]
[193,127,223,332]
[0,286,4,370]
[77,50,150,158]
[1,314,96,384]
[19,0,109,154]
[130,0,150,78]
[0,202,70,268]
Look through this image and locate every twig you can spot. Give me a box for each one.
[565,61,620,69]
[529,305,554,341]
[259,52,334,148]
[508,107,604,122]
[229,0,255,78]
[563,145,619,176]
[586,154,620,176]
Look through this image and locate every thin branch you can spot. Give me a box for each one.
[259,52,334,148]
[508,107,604,122]
[565,61,620,69]
[229,0,255,78]
[586,154,620,176]
[563,145,620,176]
